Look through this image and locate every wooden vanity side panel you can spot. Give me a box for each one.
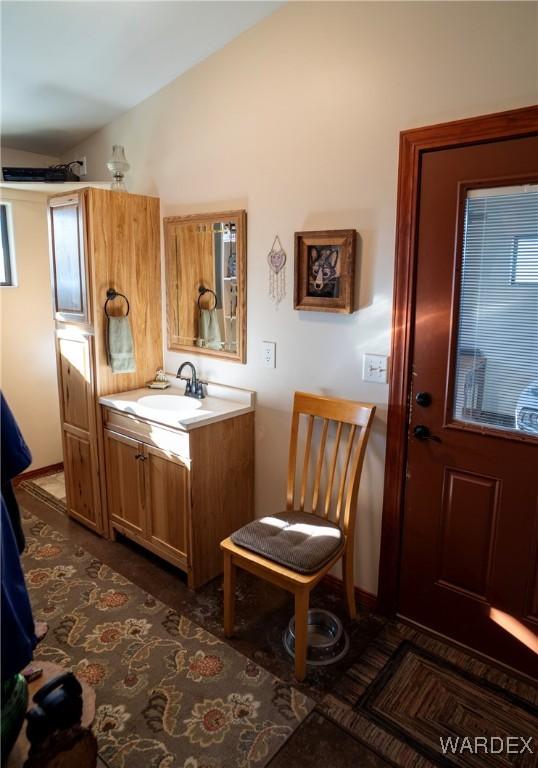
[86,188,163,397]
[189,412,255,587]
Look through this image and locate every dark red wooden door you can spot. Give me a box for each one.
[399,134,538,677]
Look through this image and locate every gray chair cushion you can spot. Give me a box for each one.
[231,511,344,574]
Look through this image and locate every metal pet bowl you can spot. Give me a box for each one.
[283,609,349,666]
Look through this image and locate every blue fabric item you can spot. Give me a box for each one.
[1,498,36,679]
[1,393,32,553]
[1,393,32,484]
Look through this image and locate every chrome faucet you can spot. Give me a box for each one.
[176,361,206,399]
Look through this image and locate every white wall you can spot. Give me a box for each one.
[62,1,538,594]
[1,147,59,168]
[0,188,62,470]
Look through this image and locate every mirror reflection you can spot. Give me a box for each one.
[164,211,246,362]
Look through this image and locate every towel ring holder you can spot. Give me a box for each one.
[198,286,217,311]
[104,288,130,318]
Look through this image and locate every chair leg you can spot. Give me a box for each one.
[294,588,310,682]
[223,551,236,638]
[343,550,357,620]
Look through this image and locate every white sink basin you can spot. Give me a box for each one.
[99,383,254,432]
[137,395,203,414]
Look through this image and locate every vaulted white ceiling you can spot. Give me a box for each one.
[1,1,281,156]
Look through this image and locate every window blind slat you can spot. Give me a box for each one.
[452,185,538,435]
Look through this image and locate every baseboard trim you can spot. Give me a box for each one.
[323,573,378,612]
[13,462,64,485]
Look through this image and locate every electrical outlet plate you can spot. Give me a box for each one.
[78,156,87,177]
[262,341,276,368]
[363,353,388,383]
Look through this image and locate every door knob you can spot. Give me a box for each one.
[413,424,441,442]
[415,392,432,407]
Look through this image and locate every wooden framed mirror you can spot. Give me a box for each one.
[164,210,246,363]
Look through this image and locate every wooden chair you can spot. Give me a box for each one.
[220,391,376,681]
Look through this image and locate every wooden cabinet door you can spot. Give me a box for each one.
[57,333,93,432]
[144,444,190,567]
[63,431,99,530]
[104,431,146,537]
[56,329,102,534]
[49,194,89,324]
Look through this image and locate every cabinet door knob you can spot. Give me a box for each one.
[135,453,147,461]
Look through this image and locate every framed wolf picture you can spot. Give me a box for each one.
[294,229,356,313]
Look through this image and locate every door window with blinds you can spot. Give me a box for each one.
[452,183,538,436]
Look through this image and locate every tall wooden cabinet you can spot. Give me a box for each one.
[49,188,162,535]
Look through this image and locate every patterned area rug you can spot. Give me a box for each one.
[321,622,538,767]
[21,510,314,768]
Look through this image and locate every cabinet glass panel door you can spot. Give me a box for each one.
[50,197,88,322]
[452,184,538,436]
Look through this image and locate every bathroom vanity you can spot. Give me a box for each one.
[99,382,255,588]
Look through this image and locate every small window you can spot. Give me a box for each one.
[452,184,538,436]
[512,235,538,284]
[0,204,15,286]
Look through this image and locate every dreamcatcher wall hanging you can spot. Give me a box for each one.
[267,235,287,305]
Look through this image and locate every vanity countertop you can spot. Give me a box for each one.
[99,378,255,432]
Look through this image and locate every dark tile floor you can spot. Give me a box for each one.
[268,711,392,768]
[17,487,392,767]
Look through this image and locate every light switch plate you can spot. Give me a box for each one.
[262,341,276,368]
[363,353,388,383]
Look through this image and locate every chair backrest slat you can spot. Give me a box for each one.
[312,418,329,514]
[335,424,356,524]
[286,411,300,511]
[286,392,376,533]
[299,414,315,511]
[323,421,343,518]
[342,423,372,536]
